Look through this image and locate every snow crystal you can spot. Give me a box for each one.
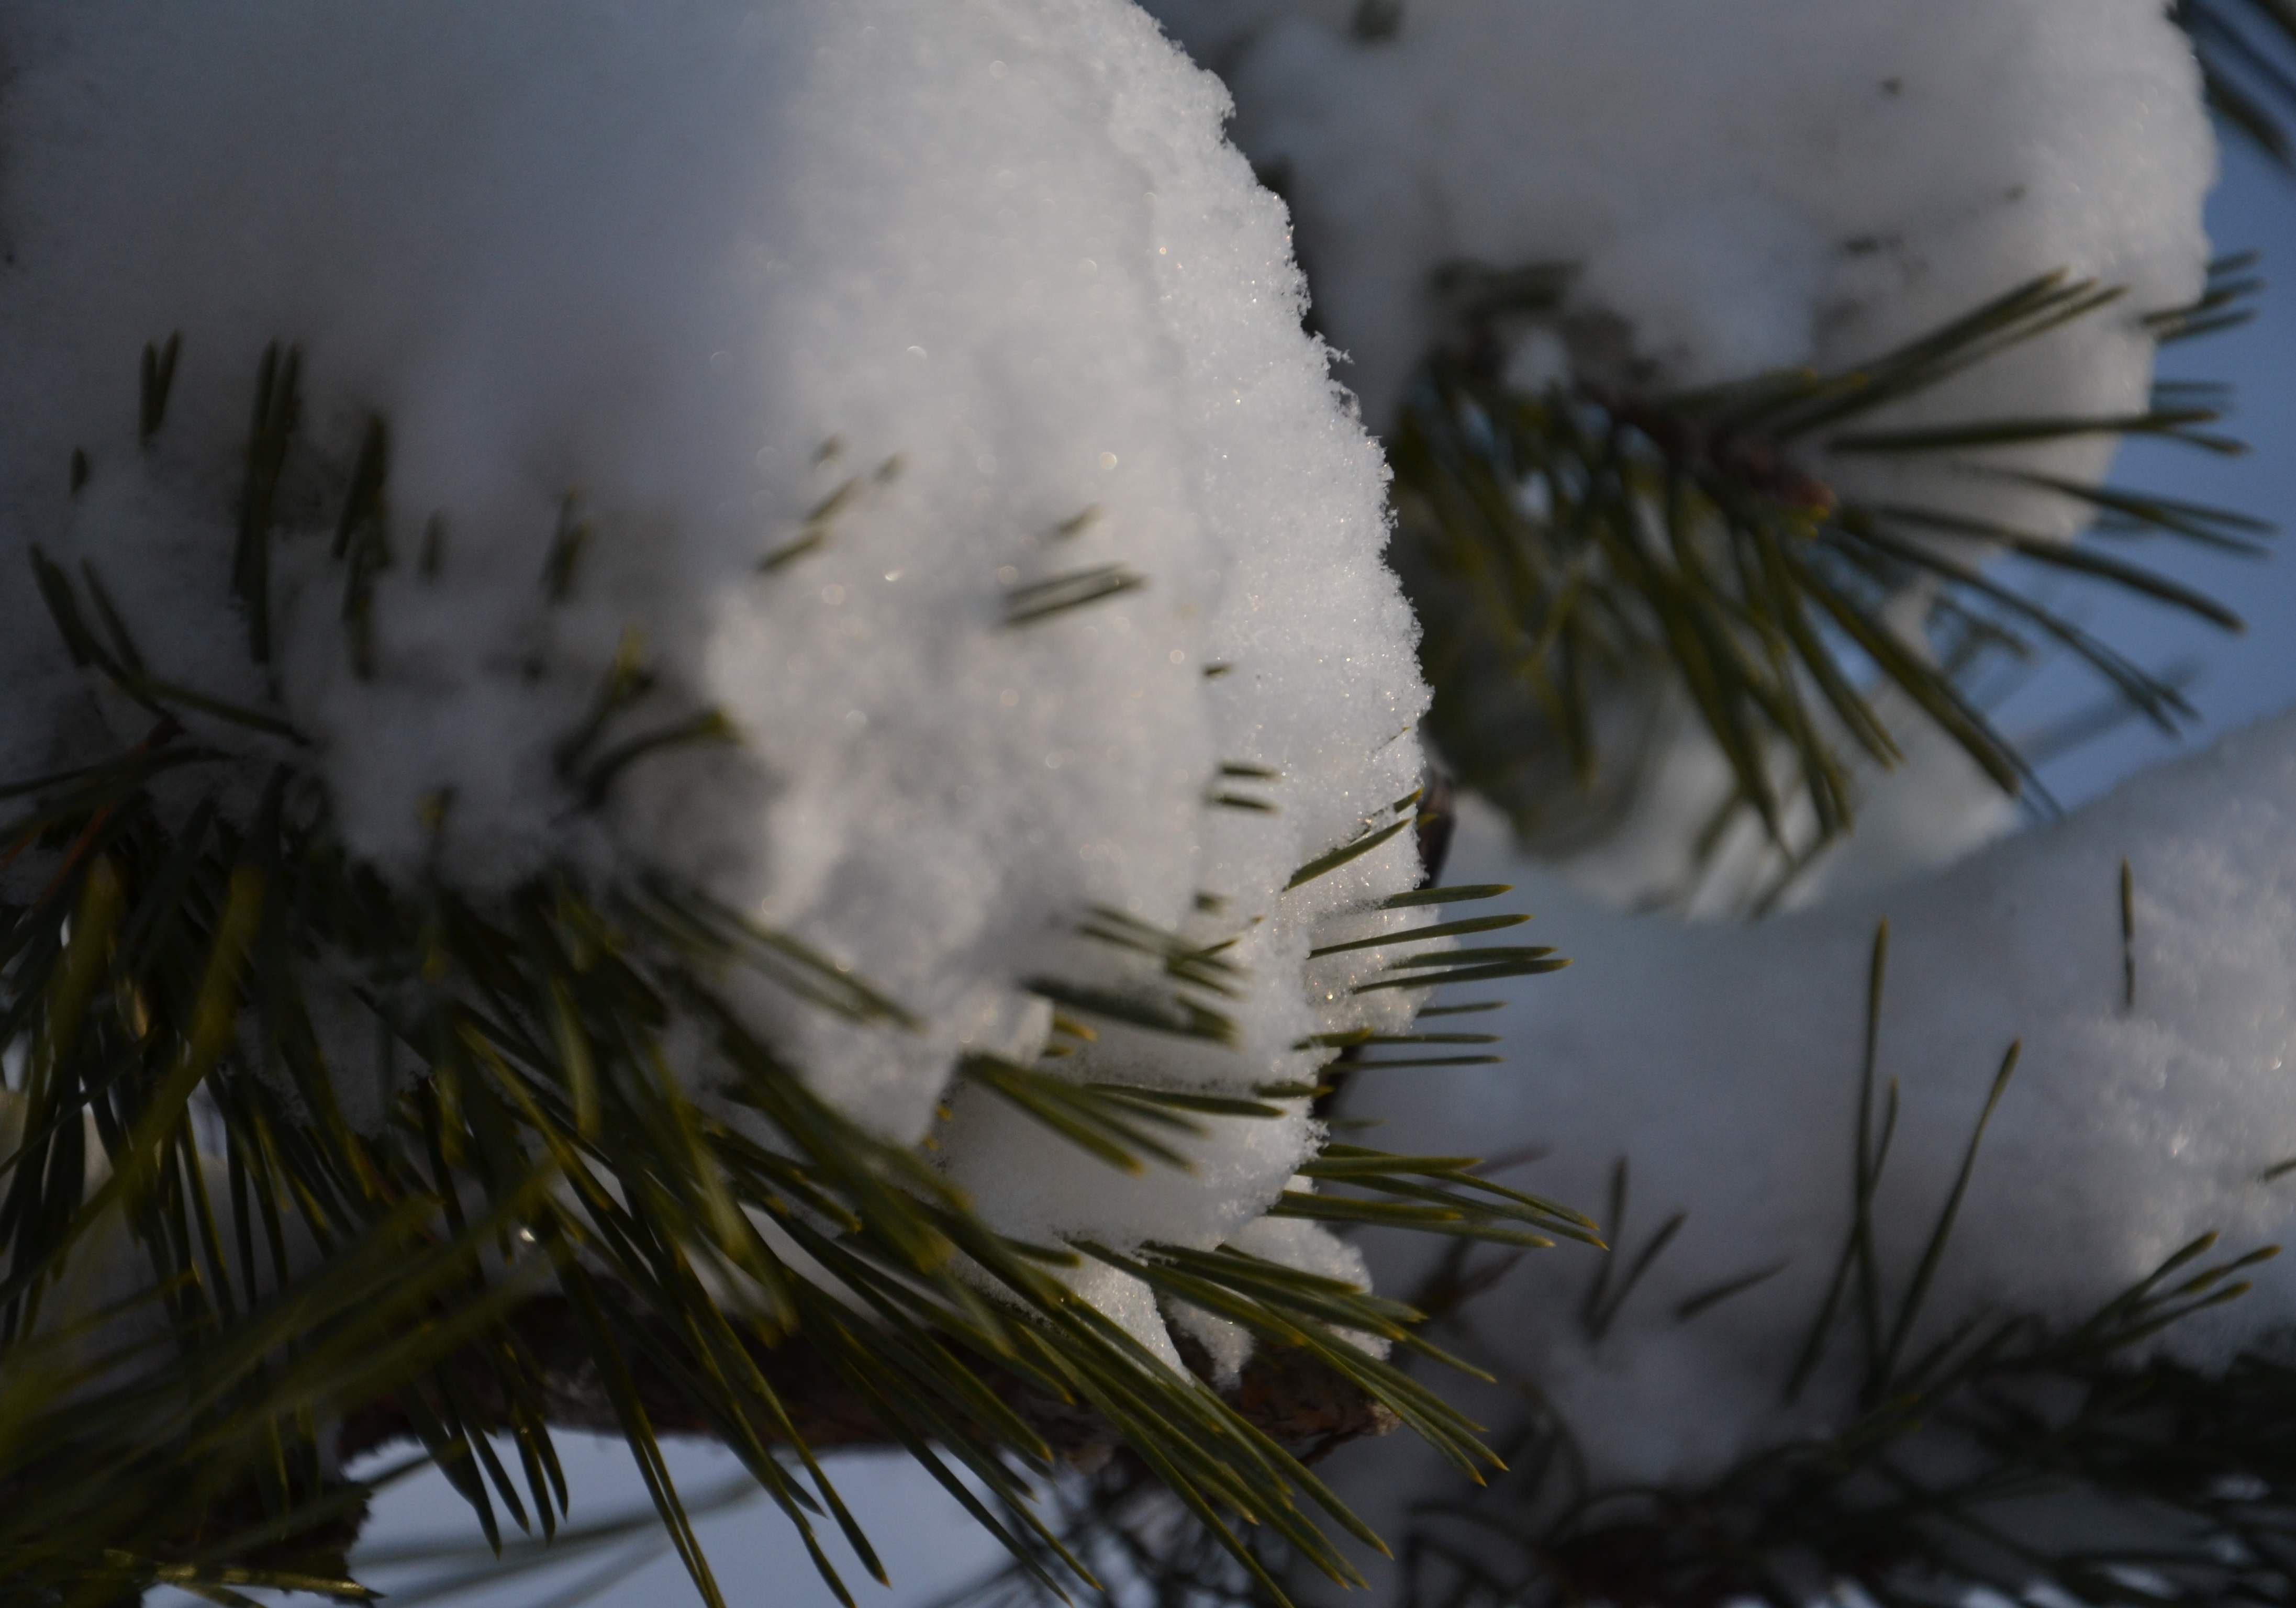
[1348,707,2296,1503]
[1059,1259,1191,1377]
[1149,0,2217,539]
[0,0,1430,1341]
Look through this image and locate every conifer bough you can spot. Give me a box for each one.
[0,4,1580,1601]
[1146,0,2241,907]
[4,1,2287,1605]
[924,5,2296,1606]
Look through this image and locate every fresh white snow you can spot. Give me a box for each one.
[1,0,2272,1532]
[1149,0,2218,542]
[0,0,1432,1359]
[1351,707,2296,1501]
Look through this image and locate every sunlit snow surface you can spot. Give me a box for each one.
[1149,0,2215,544]
[1349,709,2296,1509]
[0,0,1442,1353]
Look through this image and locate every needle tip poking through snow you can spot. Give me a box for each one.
[1355,708,2296,1502]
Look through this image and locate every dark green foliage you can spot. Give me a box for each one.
[1357,931,2288,1608]
[0,343,1571,1605]
[1391,264,2266,886]
[944,926,2296,1608]
[1363,1245,2293,1608]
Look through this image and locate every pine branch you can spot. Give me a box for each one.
[1394,263,2268,874]
[945,923,2296,1608]
[0,341,1574,1606]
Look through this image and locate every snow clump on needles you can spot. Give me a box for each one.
[1147,0,2218,541]
[0,0,1435,1359]
[1325,709,2296,1546]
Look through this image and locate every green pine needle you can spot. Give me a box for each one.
[1395,265,2268,875]
[0,338,1581,1606]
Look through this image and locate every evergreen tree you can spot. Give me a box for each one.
[4,4,2296,1606]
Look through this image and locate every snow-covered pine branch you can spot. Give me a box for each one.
[0,3,1569,1599]
[0,0,1442,1343]
[3,0,2290,1604]
[1330,707,2296,1602]
[1149,0,2215,480]
[916,5,2296,1605]
[1143,0,2248,909]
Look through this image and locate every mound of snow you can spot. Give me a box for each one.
[1151,0,2216,537]
[0,0,1433,1349]
[1353,707,2296,1503]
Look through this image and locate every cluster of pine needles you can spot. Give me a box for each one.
[948,923,2296,1608]
[0,341,1582,1607]
[1392,254,2270,908]
[939,73,2296,1593]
